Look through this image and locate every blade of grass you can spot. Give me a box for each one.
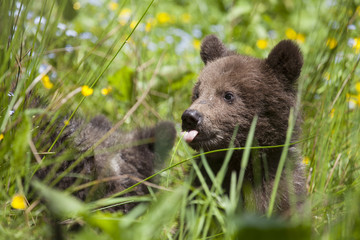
[236,116,258,193]
[267,108,295,217]
[215,125,239,192]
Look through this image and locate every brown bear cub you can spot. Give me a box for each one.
[182,35,306,214]
[36,116,176,213]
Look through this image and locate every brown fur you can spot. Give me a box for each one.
[36,116,176,213]
[182,35,306,214]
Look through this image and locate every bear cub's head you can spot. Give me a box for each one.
[182,35,303,152]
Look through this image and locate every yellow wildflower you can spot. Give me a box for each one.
[41,75,53,89]
[108,1,118,11]
[118,8,131,25]
[296,33,305,44]
[346,93,357,100]
[11,194,27,210]
[181,13,191,23]
[145,23,152,32]
[120,8,131,17]
[302,156,310,165]
[285,28,305,44]
[129,20,137,29]
[323,72,331,81]
[355,82,360,93]
[81,85,93,96]
[256,39,268,49]
[145,18,156,32]
[101,87,112,95]
[330,108,335,118]
[0,133,3,141]
[346,94,359,109]
[73,2,81,10]
[285,28,297,40]
[156,12,173,24]
[64,120,70,126]
[193,39,201,50]
[326,38,337,50]
[352,38,360,53]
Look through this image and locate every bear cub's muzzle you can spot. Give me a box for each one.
[181,109,203,143]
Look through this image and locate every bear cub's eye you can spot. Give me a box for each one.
[224,92,235,103]
[192,92,199,102]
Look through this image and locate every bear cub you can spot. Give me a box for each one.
[36,116,176,213]
[182,35,306,214]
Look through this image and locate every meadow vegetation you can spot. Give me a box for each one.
[1,0,360,239]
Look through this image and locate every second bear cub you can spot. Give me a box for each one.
[36,116,176,213]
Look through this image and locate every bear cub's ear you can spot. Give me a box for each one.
[200,35,235,64]
[266,40,303,84]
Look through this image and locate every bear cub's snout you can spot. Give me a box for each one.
[181,109,203,144]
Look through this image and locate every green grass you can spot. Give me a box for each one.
[1,0,360,239]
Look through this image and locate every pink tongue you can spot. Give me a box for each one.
[182,130,198,143]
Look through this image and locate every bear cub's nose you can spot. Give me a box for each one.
[182,109,203,130]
